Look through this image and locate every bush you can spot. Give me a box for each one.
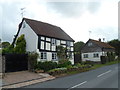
[37,61,58,72]
[83,60,94,66]
[58,59,72,68]
[14,34,26,54]
[28,52,39,71]
[48,67,67,75]
[2,45,14,54]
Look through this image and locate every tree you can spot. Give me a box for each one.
[14,34,26,54]
[56,45,67,60]
[74,41,84,53]
[1,42,10,48]
[74,41,85,63]
[108,39,120,57]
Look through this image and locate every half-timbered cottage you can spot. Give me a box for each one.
[14,18,74,64]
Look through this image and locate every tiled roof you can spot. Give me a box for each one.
[90,39,114,49]
[22,18,74,41]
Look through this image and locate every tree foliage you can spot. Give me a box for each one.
[2,45,14,54]
[14,34,26,54]
[108,39,120,57]
[74,41,84,54]
[56,45,67,60]
[28,52,39,71]
[2,34,26,54]
[74,41,85,63]
[1,42,10,48]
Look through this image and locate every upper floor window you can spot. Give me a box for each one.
[41,52,47,60]
[83,54,88,58]
[67,41,70,47]
[88,42,92,46]
[51,39,56,45]
[41,36,45,40]
[93,53,99,58]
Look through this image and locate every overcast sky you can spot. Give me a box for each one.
[0,0,119,43]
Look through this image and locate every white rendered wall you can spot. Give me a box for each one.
[47,52,52,61]
[18,20,38,52]
[69,52,74,64]
[82,52,103,62]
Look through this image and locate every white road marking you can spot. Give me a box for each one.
[68,81,87,90]
[97,70,112,77]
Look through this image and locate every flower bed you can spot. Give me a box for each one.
[48,64,92,76]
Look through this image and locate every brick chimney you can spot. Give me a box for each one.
[99,38,101,42]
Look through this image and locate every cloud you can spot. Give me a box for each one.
[91,27,118,41]
[47,2,101,18]
[0,0,42,42]
[1,2,21,42]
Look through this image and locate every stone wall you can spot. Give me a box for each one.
[0,55,5,78]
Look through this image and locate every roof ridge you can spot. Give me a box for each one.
[22,18,74,41]
[90,39,114,49]
[23,18,61,29]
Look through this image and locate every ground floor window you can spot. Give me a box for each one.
[67,52,73,59]
[52,53,57,60]
[93,53,99,58]
[83,54,88,58]
[41,52,47,60]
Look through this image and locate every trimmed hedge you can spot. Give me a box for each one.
[37,61,58,72]
[57,59,72,68]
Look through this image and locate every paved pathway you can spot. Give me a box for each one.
[1,71,55,88]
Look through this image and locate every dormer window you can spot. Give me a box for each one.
[88,42,92,46]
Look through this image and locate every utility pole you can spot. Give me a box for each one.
[89,31,91,39]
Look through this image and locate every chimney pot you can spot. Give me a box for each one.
[99,38,101,42]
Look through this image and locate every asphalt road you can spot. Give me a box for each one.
[23,64,119,89]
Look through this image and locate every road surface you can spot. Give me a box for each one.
[23,64,119,89]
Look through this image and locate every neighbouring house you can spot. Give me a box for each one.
[13,18,74,64]
[81,39,115,62]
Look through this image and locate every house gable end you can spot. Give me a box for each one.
[81,39,102,53]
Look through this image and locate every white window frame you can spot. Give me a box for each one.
[52,53,57,60]
[51,39,56,45]
[93,53,99,58]
[67,41,70,47]
[83,54,88,58]
[41,36,45,40]
[41,52,47,60]
[88,42,93,46]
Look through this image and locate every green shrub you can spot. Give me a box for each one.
[75,63,82,67]
[2,45,14,54]
[14,34,26,54]
[58,59,72,68]
[84,60,94,66]
[37,61,58,72]
[48,67,67,75]
[28,52,39,71]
